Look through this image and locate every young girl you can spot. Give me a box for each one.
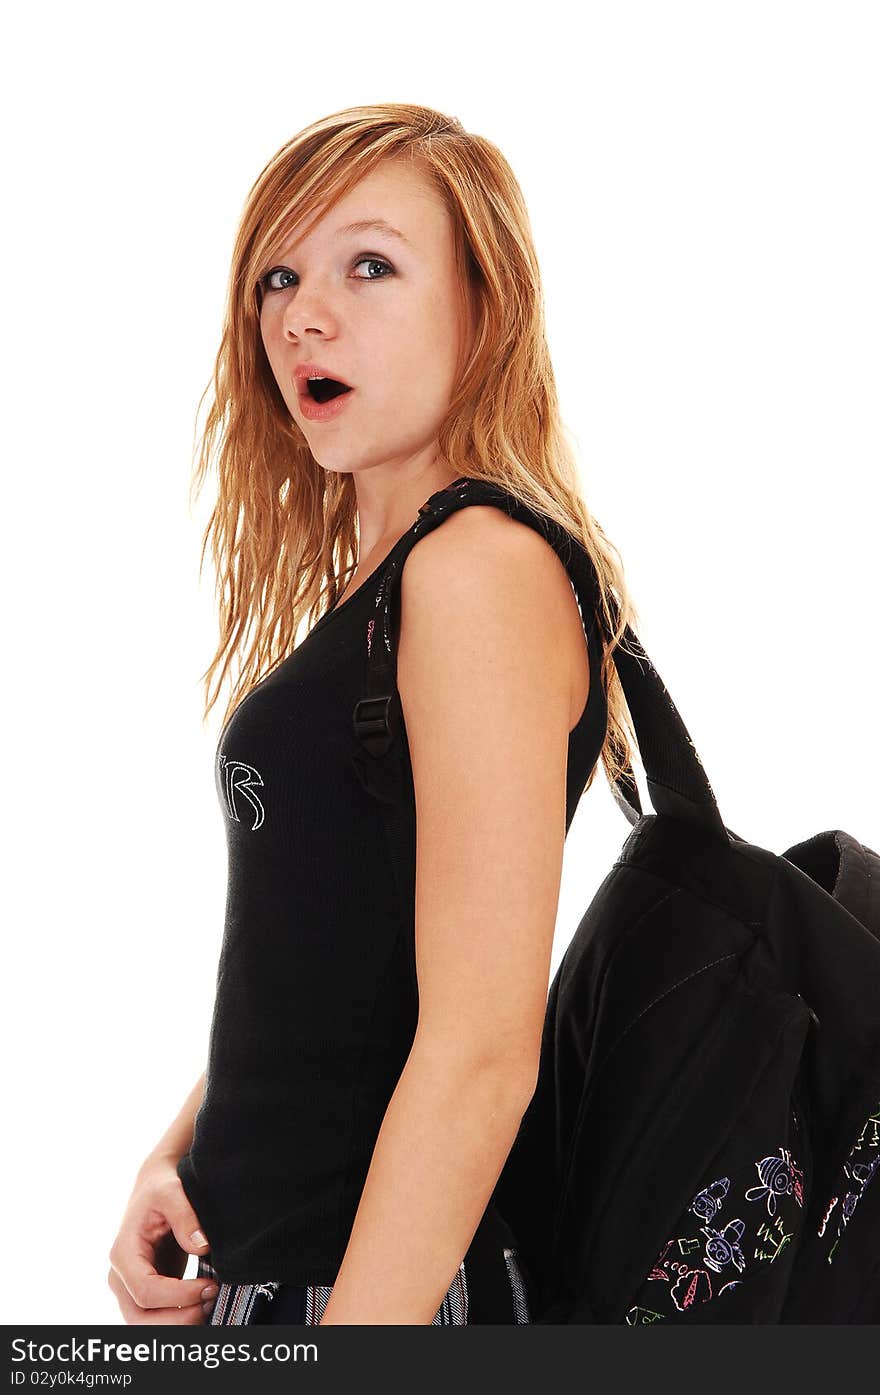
[107,102,638,1327]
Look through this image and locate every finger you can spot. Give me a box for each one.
[166,1197,212,1262]
[109,1232,218,1312]
[108,1266,211,1326]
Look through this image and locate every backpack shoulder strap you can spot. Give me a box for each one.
[351,474,727,842]
[349,474,618,796]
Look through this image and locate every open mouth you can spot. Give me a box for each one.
[306,377,353,404]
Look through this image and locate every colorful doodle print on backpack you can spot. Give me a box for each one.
[624,1140,806,1323]
[816,1102,880,1266]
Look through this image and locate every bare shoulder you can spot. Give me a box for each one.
[399,502,577,626]
[398,502,590,729]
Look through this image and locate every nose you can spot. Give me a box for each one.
[282,286,339,341]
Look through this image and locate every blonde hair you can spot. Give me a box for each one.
[189,102,641,794]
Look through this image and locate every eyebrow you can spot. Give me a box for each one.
[334,218,412,247]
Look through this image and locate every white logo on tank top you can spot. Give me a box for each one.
[218,754,265,830]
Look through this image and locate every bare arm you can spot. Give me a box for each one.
[319,507,580,1324]
[142,1071,206,1169]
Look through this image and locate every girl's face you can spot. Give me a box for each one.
[258,159,474,479]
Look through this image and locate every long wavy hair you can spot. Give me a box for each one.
[189,102,641,794]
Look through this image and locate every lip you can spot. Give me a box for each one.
[293,362,356,423]
[297,386,356,422]
[293,361,354,393]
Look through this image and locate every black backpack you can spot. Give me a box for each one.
[350,475,880,1325]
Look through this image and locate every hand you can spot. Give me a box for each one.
[108,1153,218,1324]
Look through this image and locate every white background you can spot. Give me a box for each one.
[2,0,876,1324]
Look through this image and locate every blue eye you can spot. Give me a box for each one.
[258,256,394,296]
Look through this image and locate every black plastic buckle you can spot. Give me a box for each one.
[353,695,394,743]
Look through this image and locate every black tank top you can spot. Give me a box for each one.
[177,476,608,1284]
